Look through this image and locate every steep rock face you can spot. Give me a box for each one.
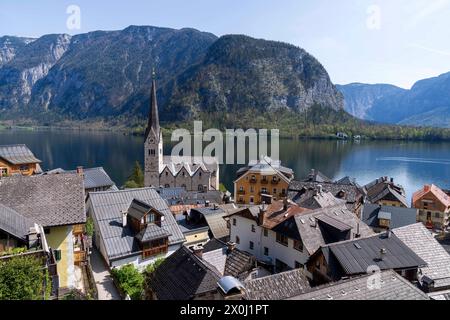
[0,36,35,66]
[163,35,344,121]
[336,83,406,120]
[0,34,71,110]
[28,26,217,118]
[368,72,450,126]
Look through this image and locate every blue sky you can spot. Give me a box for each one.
[1,0,450,88]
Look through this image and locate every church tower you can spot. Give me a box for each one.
[144,72,164,187]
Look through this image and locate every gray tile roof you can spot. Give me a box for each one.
[393,223,450,289]
[156,187,223,206]
[146,246,221,300]
[0,144,41,165]
[322,232,427,276]
[243,269,311,300]
[362,204,418,230]
[136,224,171,243]
[0,174,86,227]
[273,205,374,255]
[364,178,408,207]
[0,204,34,241]
[46,167,116,190]
[203,212,230,240]
[87,188,185,261]
[127,199,151,220]
[289,270,429,300]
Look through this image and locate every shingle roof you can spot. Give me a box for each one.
[136,224,171,243]
[362,204,418,230]
[273,205,374,255]
[88,188,185,261]
[203,212,229,240]
[364,178,407,207]
[0,174,86,227]
[243,269,311,300]
[322,232,427,276]
[146,246,221,300]
[393,223,450,289]
[0,144,41,165]
[0,203,34,241]
[289,270,429,300]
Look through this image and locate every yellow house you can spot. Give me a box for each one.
[234,158,294,205]
[0,144,42,177]
[0,174,86,290]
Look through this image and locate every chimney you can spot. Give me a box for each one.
[390,177,394,184]
[317,185,323,194]
[121,210,128,228]
[213,204,218,211]
[27,226,39,249]
[386,228,392,238]
[424,185,431,193]
[227,242,236,253]
[379,248,387,261]
[205,201,210,207]
[283,198,289,211]
[192,245,204,259]
[259,203,267,226]
[355,223,361,239]
[76,166,84,176]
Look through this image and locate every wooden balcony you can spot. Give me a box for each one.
[271,179,280,185]
[143,245,168,260]
[260,179,269,185]
[250,179,258,184]
[237,190,246,195]
[74,250,87,265]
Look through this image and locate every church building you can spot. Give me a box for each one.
[144,77,219,192]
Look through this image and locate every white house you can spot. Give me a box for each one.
[86,188,185,270]
[228,201,373,273]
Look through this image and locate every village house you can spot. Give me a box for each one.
[393,223,450,295]
[0,174,87,291]
[86,188,185,269]
[234,157,294,205]
[228,200,373,273]
[289,171,365,214]
[144,76,219,191]
[145,242,252,300]
[0,144,43,177]
[364,176,408,208]
[307,231,426,285]
[288,186,346,210]
[412,184,450,230]
[361,204,419,233]
[45,166,118,194]
[288,270,429,300]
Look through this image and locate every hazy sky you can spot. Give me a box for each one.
[1,0,450,88]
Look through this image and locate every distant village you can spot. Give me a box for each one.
[1,79,450,301]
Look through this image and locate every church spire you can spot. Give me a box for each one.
[145,69,160,141]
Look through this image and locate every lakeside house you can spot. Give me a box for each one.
[86,187,185,269]
[412,184,450,230]
[0,144,42,177]
[45,166,118,194]
[288,171,366,214]
[0,174,87,291]
[364,177,408,208]
[361,204,419,233]
[234,157,294,205]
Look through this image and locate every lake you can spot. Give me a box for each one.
[1,129,449,202]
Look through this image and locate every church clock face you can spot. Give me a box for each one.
[149,138,155,144]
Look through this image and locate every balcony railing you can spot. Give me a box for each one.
[74,251,87,265]
[73,224,85,235]
[260,179,269,185]
[237,190,246,195]
[250,178,258,184]
[271,179,280,185]
[143,245,168,260]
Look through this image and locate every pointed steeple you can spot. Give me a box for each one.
[145,69,160,141]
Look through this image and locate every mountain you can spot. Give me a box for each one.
[336,83,406,120]
[0,26,343,124]
[368,72,450,127]
[338,73,450,128]
[162,35,343,121]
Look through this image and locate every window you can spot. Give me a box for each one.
[261,188,268,194]
[44,228,51,235]
[164,184,170,188]
[165,171,169,176]
[0,168,7,176]
[199,172,202,177]
[250,186,254,193]
[264,247,269,256]
[198,185,204,192]
[294,240,303,252]
[249,241,254,250]
[233,218,237,226]
[263,228,268,237]
[20,165,29,171]
[276,233,288,247]
[149,149,156,156]
[239,186,244,192]
[435,212,441,218]
[250,197,254,204]
[251,225,256,233]
[236,236,240,244]
[316,260,320,269]
[273,188,277,195]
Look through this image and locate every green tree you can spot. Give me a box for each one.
[144,258,165,275]
[124,161,144,189]
[85,216,95,237]
[0,256,47,300]
[111,264,144,300]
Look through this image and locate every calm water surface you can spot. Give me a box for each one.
[1,129,449,202]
